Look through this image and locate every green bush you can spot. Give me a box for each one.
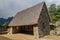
[49,4,60,23]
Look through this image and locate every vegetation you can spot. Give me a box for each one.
[0,17,13,28]
[2,21,10,28]
[0,21,9,28]
[49,4,60,23]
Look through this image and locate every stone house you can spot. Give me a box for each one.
[9,2,50,39]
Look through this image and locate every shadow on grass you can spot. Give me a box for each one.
[0,36,13,40]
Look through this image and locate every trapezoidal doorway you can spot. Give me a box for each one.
[12,25,34,35]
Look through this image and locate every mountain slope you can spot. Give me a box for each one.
[0,17,13,25]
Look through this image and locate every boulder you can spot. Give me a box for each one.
[55,27,60,36]
[55,21,60,27]
[50,30,56,35]
[50,27,60,36]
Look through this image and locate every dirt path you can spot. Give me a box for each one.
[0,34,60,40]
[0,36,12,40]
[0,34,34,40]
[40,35,60,40]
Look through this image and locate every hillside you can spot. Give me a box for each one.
[0,17,13,25]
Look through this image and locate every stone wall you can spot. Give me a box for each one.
[38,3,50,38]
[33,26,39,40]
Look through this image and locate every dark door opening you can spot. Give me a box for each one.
[12,25,34,35]
[20,26,33,35]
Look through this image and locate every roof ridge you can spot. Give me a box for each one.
[17,2,45,14]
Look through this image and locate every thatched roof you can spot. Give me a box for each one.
[9,2,47,26]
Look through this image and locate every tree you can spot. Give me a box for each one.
[57,5,60,9]
[49,4,60,23]
[49,4,57,14]
[56,5,60,20]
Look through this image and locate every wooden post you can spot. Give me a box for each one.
[33,26,39,40]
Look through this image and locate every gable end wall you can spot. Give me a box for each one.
[38,3,50,38]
